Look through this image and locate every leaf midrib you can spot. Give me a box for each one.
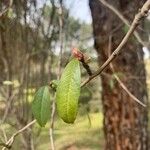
[66,72,74,122]
[40,87,46,125]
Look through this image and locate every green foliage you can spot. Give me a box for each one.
[32,86,51,127]
[56,58,81,123]
[50,80,59,91]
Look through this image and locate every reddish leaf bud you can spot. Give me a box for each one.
[72,48,84,61]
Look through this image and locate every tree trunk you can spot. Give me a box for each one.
[89,0,149,149]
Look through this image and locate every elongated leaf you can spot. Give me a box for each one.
[56,58,81,123]
[32,86,51,127]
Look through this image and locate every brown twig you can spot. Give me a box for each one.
[0,143,11,149]
[80,58,93,76]
[108,36,146,107]
[2,120,36,150]
[0,0,13,18]
[81,0,150,87]
[49,99,56,150]
[0,127,8,143]
[98,0,148,47]
[1,92,17,124]
[113,74,146,107]
[58,0,64,78]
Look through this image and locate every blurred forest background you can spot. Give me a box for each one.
[0,0,150,150]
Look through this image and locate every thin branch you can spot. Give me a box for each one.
[0,127,8,143]
[49,100,56,150]
[102,71,146,107]
[49,1,64,150]
[49,0,63,150]
[114,74,146,107]
[1,92,17,124]
[2,120,36,150]
[98,0,148,47]
[81,0,150,87]
[80,58,93,76]
[0,0,13,18]
[108,35,146,107]
[58,0,64,77]
[0,143,11,149]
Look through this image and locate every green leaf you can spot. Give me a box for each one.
[32,86,51,127]
[56,58,81,123]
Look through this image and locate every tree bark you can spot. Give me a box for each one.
[89,0,149,149]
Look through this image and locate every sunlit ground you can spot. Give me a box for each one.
[36,112,104,150]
